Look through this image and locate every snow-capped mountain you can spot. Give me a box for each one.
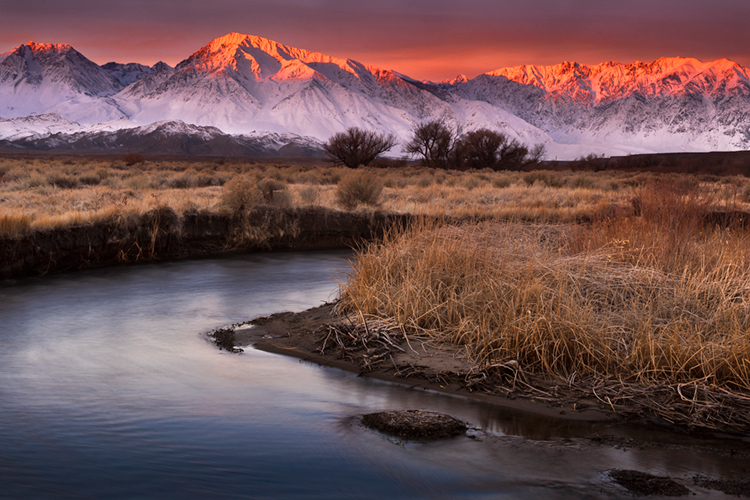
[101,61,173,88]
[487,57,750,103]
[113,32,540,144]
[449,58,750,156]
[0,113,85,141]
[0,42,127,123]
[1,33,749,159]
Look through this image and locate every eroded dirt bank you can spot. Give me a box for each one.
[211,303,621,422]
[0,207,409,279]
[216,303,750,435]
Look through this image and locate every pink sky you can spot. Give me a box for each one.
[2,0,749,81]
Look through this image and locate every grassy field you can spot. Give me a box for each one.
[2,155,750,237]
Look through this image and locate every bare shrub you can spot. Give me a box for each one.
[407,124,544,171]
[336,173,383,209]
[455,129,506,170]
[27,173,46,188]
[320,170,342,185]
[570,174,596,189]
[492,176,512,188]
[79,172,102,185]
[48,174,79,189]
[220,176,261,214]
[126,175,149,190]
[324,127,397,169]
[295,170,323,185]
[166,172,203,189]
[462,176,481,190]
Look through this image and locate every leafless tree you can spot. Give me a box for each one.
[456,129,506,169]
[456,128,546,170]
[324,127,398,168]
[404,120,460,169]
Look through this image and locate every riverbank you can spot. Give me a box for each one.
[4,155,750,280]
[213,302,616,423]
[212,299,750,437]
[0,207,407,279]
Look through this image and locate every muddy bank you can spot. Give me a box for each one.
[0,207,409,279]
[212,303,619,423]
[212,303,750,435]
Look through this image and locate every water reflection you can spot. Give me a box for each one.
[0,252,747,499]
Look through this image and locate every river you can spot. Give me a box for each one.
[1,251,747,499]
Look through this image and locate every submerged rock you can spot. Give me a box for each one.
[609,469,690,496]
[361,410,467,439]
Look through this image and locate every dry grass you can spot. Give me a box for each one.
[0,157,748,236]
[337,181,750,429]
[336,172,383,209]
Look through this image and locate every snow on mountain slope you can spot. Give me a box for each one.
[102,61,173,88]
[0,113,84,141]
[111,33,553,154]
[488,57,750,103]
[115,33,438,135]
[0,119,323,157]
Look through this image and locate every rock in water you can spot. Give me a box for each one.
[361,410,467,439]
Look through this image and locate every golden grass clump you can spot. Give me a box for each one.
[0,212,31,236]
[219,176,261,214]
[338,183,750,392]
[336,172,383,209]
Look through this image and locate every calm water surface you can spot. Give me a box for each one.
[1,251,747,499]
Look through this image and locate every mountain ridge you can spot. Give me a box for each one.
[1,33,749,159]
[486,56,750,104]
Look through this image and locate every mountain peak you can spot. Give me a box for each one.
[1,39,121,104]
[15,41,74,54]
[179,32,311,77]
[442,74,468,85]
[175,32,357,83]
